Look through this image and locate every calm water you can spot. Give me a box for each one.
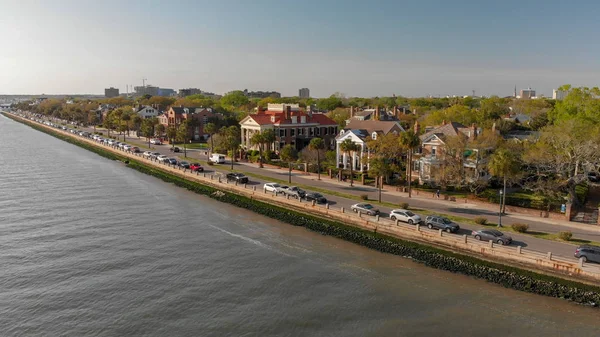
[1,114,599,337]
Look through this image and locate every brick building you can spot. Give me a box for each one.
[158,106,220,141]
[239,103,338,152]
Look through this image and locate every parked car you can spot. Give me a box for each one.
[131,147,140,153]
[142,151,153,158]
[389,209,421,225]
[210,153,226,164]
[156,155,169,163]
[150,152,161,159]
[304,192,327,204]
[167,158,178,165]
[190,163,204,172]
[425,215,460,233]
[574,245,600,263]
[179,161,190,169]
[226,173,249,183]
[283,186,306,199]
[263,183,282,193]
[123,145,132,151]
[471,229,512,245]
[150,138,162,145]
[170,147,180,153]
[351,203,380,216]
[107,139,117,146]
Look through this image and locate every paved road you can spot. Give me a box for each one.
[35,118,600,262]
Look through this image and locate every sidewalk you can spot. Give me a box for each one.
[237,161,600,236]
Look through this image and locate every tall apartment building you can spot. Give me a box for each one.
[552,89,568,100]
[179,88,202,97]
[519,88,536,99]
[299,88,310,98]
[104,87,119,98]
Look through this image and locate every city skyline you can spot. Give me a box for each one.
[1,0,600,97]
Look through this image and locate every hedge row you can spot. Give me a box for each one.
[6,112,600,307]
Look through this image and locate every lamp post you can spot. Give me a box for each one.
[498,190,503,227]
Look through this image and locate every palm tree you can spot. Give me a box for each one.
[400,130,421,198]
[121,112,131,141]
[488,148,520,214]
[204,122,217,156]
[280,144,298,184]
[339,138,360,187]
[262,129,276,153]
[309,137,325,180]
[250,131,266,168]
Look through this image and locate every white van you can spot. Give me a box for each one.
[210,153,226,164]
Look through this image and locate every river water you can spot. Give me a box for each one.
[1,114,599,337]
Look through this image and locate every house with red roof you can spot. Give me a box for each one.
[239,103,338,152]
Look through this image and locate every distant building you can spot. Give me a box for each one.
[299,88,310,98]
[519,88,536,99]
[553,89,568,100]
[179,88,202,97]
[242,89,281,99]
[105,87,119,98]
[157,88,176,97]
[134,85,159,96]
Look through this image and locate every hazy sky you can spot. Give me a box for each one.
[1,0,599,97]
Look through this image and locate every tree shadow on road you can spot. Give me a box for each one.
[448,207,500,217]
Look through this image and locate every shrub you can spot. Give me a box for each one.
[399,202,409,209]
[360,194,369,200]
[558,231,573,241]
[474,217,488,225]
[511,223,529,233]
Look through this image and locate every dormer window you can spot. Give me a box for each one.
[300,116,306,123]
[271,116,276,123]
[372,132,377,140]
[339,130,345,135]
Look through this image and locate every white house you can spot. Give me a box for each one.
[335,120,405,172]
[135,105,159,119]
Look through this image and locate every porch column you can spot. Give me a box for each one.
[343,153,348,169]
[336,143,340,168]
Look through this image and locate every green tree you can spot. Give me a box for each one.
[280,144,299,184]
[155,123,165,137]
[368,157,392,202]
[220,126,241,169]
[140,119,155,148]
[132,115,143,137]
[166,126,177,148]
[339,138,360,186]
[262,129,275,152]
[250,131,266,168]
[316,95,343,111]
[204,122,217,156]
[176,120,191,157]
[220,90,249,109]
[488,148,521,215]
[121,112,132,141]
[309,137,325,180]
[399,130,421,197]
[549,85,600,124]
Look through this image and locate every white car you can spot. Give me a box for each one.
[156,155,169,162]
[107,139,117,146]
[150,139,162,145]
[142,151,153,158]
[263,183,282,193]
[389,209,422,225]
[123,145,132,151]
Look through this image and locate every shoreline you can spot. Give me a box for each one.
[4,111,600,307]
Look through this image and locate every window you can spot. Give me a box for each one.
[432,146,437,156]
[279,129,285,137]
[316,127,320,135]
[324,127,328,135]
[371,132,377,140]
[290,129,295,137]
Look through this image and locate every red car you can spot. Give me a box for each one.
[190,163,204,172]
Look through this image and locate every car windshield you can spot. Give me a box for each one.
[313,193,322,197]
[442,218,452,224]
[272,184,280,188]
[362,204,373,209]
[489,230,503,236]
[406,211,415,216]
[181,161,189,165]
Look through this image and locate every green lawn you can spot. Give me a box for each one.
[177,143,209,149]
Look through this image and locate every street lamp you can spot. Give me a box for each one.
[498,190,503,227]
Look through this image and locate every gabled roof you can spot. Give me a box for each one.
[420,122,476,143]
[169,106,212,114]
[344,120,404,136]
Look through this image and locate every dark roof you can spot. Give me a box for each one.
[420,122,474,142]
[344,120,404,136]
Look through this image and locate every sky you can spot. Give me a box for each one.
[1,0,600,97]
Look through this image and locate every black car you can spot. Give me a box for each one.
[167,158,178,165]
[170,147,180,153]
[226,173,249,184]
[179,161,190,169]
[575,245,600,263]
[304,192,327,204]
